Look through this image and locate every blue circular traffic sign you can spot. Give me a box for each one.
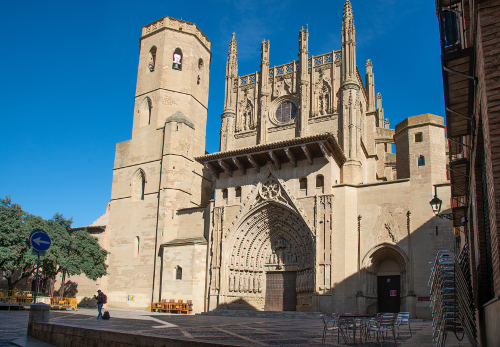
[30,229,51,252]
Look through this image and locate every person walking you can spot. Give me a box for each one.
[94,290,105,319]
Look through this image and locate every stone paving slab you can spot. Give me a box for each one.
[42,309,429,346]
[0,308,474,346]
[10,336,55,347]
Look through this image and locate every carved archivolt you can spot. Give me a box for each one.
[222,170,316,296]
[227,163,315,238]
[227,202,314,271]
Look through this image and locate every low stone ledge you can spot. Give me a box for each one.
[31,322,232,347]
[200,309,322,319]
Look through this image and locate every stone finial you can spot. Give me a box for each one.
[366,59,373,67]
[343,0,353,19]
[261,39,270,65]
[228,33,237,56]
[376,92,382,110]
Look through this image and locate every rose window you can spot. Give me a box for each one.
[275,102,297,123]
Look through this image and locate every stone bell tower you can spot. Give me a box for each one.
[106,17,213,310]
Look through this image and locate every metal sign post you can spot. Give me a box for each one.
[30,229,51,304]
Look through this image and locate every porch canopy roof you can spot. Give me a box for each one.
[195,133,345,179]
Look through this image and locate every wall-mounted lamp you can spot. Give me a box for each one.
[429,186,454,220]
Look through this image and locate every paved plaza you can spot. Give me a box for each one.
[0,309,472,346]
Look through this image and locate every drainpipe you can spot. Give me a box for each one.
[152,124,166,303]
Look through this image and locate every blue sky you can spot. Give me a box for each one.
[1,0,444,227]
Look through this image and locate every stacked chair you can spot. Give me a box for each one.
[428,247,478,347]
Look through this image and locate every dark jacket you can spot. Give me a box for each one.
[95,293,105,305]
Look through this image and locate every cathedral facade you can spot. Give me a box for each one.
[85,0,455,319]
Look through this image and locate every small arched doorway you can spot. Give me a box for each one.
[362,244,409,313]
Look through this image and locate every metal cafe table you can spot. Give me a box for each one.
[338,313,376,344]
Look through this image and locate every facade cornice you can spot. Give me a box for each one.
[196,133,344,163]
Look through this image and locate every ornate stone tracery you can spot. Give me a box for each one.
[212,168,316,306]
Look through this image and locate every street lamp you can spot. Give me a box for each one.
[429,187,453,220]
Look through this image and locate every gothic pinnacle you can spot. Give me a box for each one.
[343,0,353,19]
[228,33,237,56]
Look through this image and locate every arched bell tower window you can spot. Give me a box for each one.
[173,48,182,70]
[148,46,157,72]
[418,155,425,166]
[138,97,152,127]
[175,266,182,280]
[131,169,146,201]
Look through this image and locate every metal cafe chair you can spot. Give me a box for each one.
[321,314,346,345]
[366,313,384,341]
[378,313,397,346]
[366,316,382,344]
[340,313,355,338]
[395,312,412,338]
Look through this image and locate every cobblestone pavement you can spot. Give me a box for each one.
[0,311,30,347]
[0,309,472,346]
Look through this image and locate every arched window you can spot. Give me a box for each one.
[235,186,241,203]
[316,175,324,194]
[316,175,324,188]
[175,266,182,280]
[418,155,425,166]
[138,97,152,127]
[300,177,307,190]
[172,48,182,70]
[133,236,140,258]
[198,58,203,69]
[222,188,228,202]
[148,46,157,72]
[131,169,146,201]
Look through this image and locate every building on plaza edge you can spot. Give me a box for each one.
[74,0,455,318]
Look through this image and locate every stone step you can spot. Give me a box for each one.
[199,309,322,319]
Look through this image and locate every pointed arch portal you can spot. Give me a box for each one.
[222,180,315,311]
